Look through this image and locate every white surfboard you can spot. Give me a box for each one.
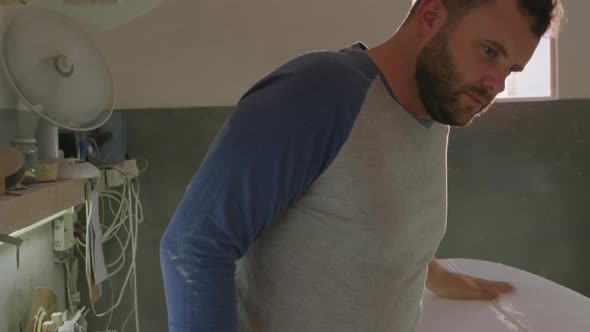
[416,258,590,332]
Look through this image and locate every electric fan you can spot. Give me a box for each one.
[1,6,114,181]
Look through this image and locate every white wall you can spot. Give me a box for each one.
[83,0,405,109]
[556,0,588,99]
[89,0,590,108]
[0,0,586,110]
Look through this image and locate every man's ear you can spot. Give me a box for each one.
[414,0,448,37]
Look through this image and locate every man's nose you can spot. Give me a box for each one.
[481,70,507,96]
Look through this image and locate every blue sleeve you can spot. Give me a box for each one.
[160,51,374,331]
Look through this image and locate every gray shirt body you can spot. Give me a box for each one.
[237,63,450,331]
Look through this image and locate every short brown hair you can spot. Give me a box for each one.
[409,0,565,37]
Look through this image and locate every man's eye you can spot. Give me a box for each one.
[483,46,498,58]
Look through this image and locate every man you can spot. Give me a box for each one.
[160,0,564,331]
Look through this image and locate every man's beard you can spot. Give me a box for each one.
[415,30,495,127]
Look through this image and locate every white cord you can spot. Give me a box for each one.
[120,276,136,332]
[69,162,145,332]
[101,277,115,332]
[130,177,140,331]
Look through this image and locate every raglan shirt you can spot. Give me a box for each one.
[160,42,450,332]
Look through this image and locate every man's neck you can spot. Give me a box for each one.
[366,30,431,121]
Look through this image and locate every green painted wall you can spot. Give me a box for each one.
[121,100,590,329]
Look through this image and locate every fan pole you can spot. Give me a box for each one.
[37,120,59,162]
[36,119,59,181]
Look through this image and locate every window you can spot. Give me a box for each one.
[496,37,555,100]
[409,0,556,100]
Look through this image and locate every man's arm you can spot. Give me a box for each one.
[426,258,515,300]
[159,55,370,332]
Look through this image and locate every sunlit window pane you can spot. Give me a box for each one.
[497,37,552,99]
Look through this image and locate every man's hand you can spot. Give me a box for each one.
[426,259,515,300]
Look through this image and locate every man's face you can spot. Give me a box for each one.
[415,0,541,127]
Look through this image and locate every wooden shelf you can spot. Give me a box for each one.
[0,180,87,235]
